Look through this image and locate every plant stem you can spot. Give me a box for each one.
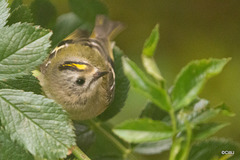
[89,120,138,160]
[169,108,178,160]
[169,108,177,139]
[180,122,192,160]
[72,146,91,160]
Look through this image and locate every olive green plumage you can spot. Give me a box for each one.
[38,15,124,120]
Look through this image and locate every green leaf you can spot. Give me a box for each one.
[0,23,52,81]
[113,119,172,143]
[134,138,171,155]
[171,58,230,110]
[141,24,163,82]
[51,12,89,47]
[190,105,232,125]
[177,98,209,125]
[178,99,234,129]
[7,5,33,25]
[193,123,229,140]
[140,102,170,121]
[122,57,171,111]
[142,24,159,57]
[0,89,76,159]
[192,108,220,125]
[0,74,42,94]
[74,122,96,152]
[30,0,57,29]
[0,0,10,28]
[189,138,240,160]
[216,103,235,117]
[142,55,164,82]
[98,47,130,121]
[10,0,23,11]
[69,0,108,27]
[0,129,34,160]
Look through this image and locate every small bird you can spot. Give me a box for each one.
[38,15,124,120]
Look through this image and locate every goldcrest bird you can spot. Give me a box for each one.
[38,15,124,120]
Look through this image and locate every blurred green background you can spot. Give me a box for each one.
[22,0,240,154]
[104,0,240,143]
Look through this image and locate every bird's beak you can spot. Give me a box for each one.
[93,71,109,80]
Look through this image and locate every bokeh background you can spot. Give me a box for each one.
[21,0,240,158]
[103,0,240,143]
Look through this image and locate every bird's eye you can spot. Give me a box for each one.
[76,78,85,86]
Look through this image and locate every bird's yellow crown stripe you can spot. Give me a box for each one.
[62,63,87,70]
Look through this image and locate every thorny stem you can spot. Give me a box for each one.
[72,146,91,160]
[88,119,138,160]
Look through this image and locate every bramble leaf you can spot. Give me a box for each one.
[7,5,33,25]
[142,24,159,57]
[69,0,108,27]
[51,12,89,47]
[0,23,52,80]
[0,89,75,159]
[142,24,163,82]
[113,119,172,143]
[122,57,171,111]
[0,129,34,160]
[171,58,230,110]
[0,0,10,28]
[0,74,42,95]
[134,138,171,155]
[190,104,233,125]
[10,0,23,11]
[98,47,130,121]
[189,138,240,160]
[193,123,229,140]
[30,0,57,29]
